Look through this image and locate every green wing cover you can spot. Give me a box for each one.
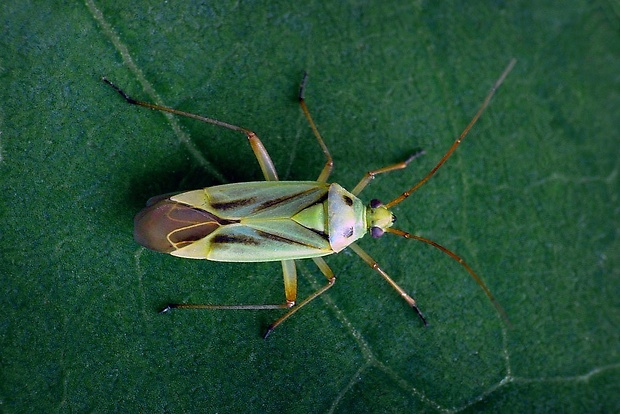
[170,182,334,261]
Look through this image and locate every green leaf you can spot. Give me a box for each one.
[1,1,618,412]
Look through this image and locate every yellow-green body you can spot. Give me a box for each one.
[135,181,375,262]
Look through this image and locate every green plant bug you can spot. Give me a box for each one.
[104,59,515,338]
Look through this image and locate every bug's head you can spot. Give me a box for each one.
[366,199,395,238]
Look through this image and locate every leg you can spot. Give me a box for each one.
[102,77,279,181]
[160,296,293,312]
[281,259,298,306]
[158,251,298,318]
[348,242,427,325]
[298,73,334,183]
[350,149,425,196]
[263,257,336,338]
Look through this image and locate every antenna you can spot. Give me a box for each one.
[385,58,516,209]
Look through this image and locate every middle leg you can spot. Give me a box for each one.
[264,256,336,338]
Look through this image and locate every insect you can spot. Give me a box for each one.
[104,59,515,338]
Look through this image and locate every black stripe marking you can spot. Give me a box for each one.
[211,197,257,211]
[255,229,321,249]
[252,187,325,213]
[305,226,329,241]
[212,234,261,245]
[342,195,353,206]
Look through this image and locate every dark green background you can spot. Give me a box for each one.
[1,1,618,412]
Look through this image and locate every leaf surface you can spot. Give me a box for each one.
[1,1,618,412]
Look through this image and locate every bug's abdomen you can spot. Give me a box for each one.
[134,199,231,253]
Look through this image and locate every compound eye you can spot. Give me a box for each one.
[370,199,383,208]
[370,226,384,238]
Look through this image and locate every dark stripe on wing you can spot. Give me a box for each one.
[253,187,327,214]
[212,234,262,245]
[255,229,324,249]
[211,197,258,211]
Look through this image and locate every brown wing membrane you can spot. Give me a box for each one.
[134,198,236,253]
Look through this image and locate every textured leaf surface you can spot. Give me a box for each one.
[1,1,618,412]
